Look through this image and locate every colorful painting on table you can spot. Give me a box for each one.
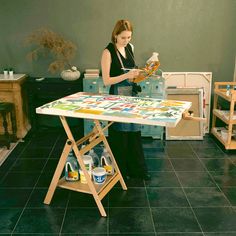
[36,93,191,127]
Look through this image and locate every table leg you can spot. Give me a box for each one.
[93,120,127,191]
[44,139,72,204]
[10,104,17,142]
[1,111,11,149]
[60,116,107,217]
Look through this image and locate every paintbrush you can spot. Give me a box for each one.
[121,68,145,72]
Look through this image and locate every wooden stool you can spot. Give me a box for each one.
[0,102,17,149]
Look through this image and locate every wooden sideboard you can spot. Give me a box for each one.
[0,74,30,138]
[25,77,84,138]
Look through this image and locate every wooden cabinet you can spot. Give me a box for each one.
[83,76,165,139]
[0,74,30,138]
[25,77,84,137]
[211,82,236,149]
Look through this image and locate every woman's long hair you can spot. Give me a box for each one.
[111,19,133,44]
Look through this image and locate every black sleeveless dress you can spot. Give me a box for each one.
[106,42,141,132]
[105,42,148,178]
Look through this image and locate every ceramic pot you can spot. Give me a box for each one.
[61,69,80,81]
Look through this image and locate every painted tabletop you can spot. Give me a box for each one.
[36,92,191,127]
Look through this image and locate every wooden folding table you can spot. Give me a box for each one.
[36,92,192,217]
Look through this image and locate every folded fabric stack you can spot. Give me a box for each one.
[84,69,100,78]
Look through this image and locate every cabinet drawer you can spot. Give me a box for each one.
[98,80,110,94]
[0,83,13,90]
[139,93,151,98]
[149,125,163,139]
[84,120,94,135]
[139,80,152,95]
[150,94,163,99]
[151,80,164,94]
[99,120,108,136]
[141,125,150,135]
[32,83,79,96]
[84,120,108,136]
[83,79,99,93]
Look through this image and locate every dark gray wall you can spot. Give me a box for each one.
[0,0,235,81]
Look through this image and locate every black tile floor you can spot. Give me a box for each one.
[1,128,236,235]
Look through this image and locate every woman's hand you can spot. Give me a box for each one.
[126,69,141,82]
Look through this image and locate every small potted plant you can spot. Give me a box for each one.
[25,28,80,80]
[3,68,8,76]
[9,68,14,76]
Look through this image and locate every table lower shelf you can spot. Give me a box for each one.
[58,172,121,199]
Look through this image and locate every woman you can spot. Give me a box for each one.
[101,19,150,180]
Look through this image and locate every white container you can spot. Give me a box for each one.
[79,169,91,184]
[92,167,107,184]
[221,130,228,140]
[9,70,14,76]
[146,52,159,64]
[3,70,8,76]
[82,155,93,171]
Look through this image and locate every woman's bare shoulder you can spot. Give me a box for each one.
[102,48,111,58]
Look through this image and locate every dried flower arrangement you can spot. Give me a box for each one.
[26,28,77,74]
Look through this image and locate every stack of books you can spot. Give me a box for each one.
[84,69,100,78]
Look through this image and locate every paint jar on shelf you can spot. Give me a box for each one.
[100,148,114,175]
[92,167,107,184]
[79,169,91,184]
[82,155,93,171]
[88,149,100,168]
[65,150,79,181]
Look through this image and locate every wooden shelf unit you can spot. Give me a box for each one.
[211,82,236,149]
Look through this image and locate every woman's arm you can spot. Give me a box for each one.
[101,49,139,86]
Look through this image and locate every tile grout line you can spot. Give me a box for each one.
[166,143,205,236]
[189,142,234,208]
[107,186,110,236]
[144,177,156,235]
[0,138,31,184]
[10,133,61,235]
[143,141,168,234]
[59,192,70,235]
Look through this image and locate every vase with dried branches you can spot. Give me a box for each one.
[26,28,80,80]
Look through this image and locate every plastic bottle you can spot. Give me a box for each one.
[100,148,114,175]
[65,150,79,181]
[133,52,160,83]
[226,85,231,96]
[79,155,93,184]
[145,52,160,75]
[82,155,93,171]
[88,149,100,168]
